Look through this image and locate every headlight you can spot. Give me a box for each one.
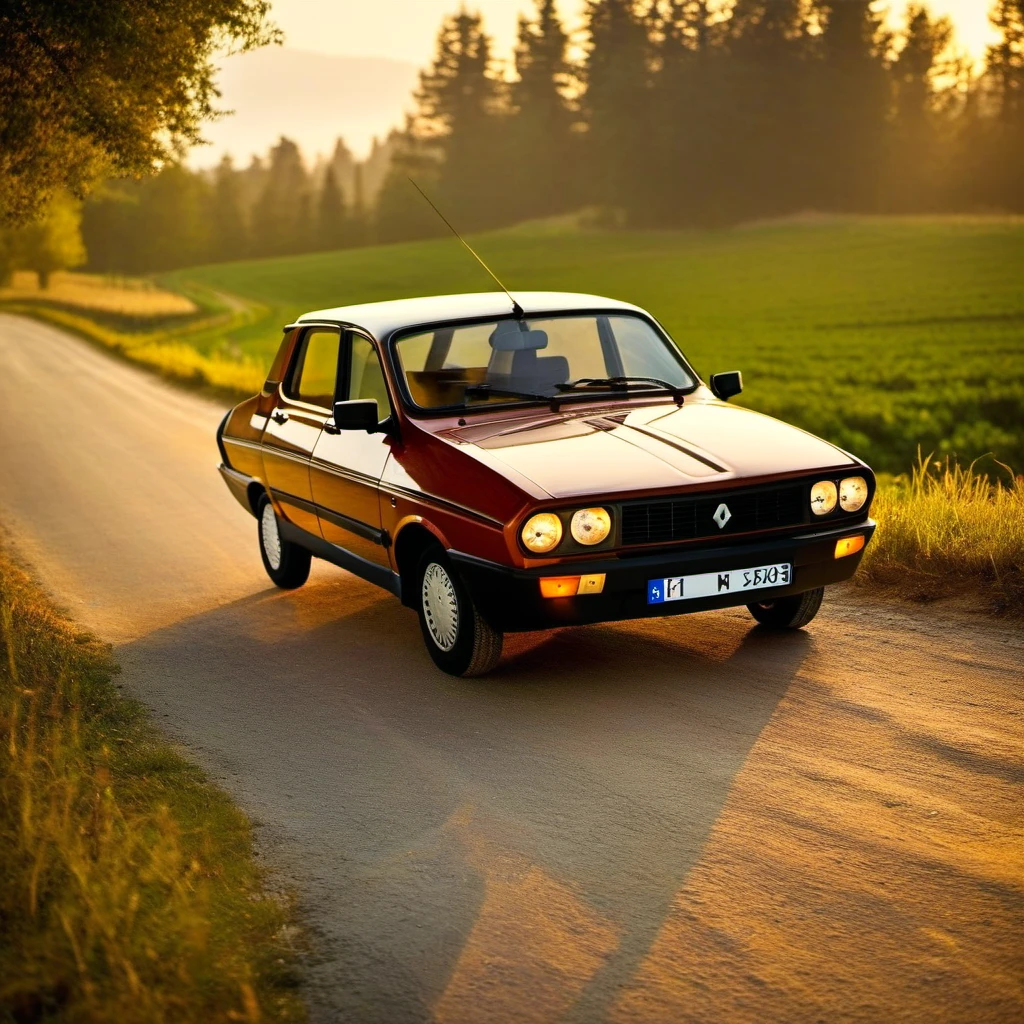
[570,507,611,546]
[810,480,838,516]
[839,476,869,512]
[521,512,563,553]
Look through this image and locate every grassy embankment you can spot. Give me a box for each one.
[0,545,305,1023]
[0,271,267,399]
[2,216,1021,612]
[861,456,1022,613]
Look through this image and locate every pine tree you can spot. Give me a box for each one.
[508,0,576,220]
[211,156,249,261]
[133,164,211,272]
[726,0,815,220]
[582,0,652,220]
[413,10,507,229]
[810,0,890,212]
[250,137,311,256]
[984,0,1024,209]
[643,1,729,225]
[887,4,954,211]
[316,167,347,250]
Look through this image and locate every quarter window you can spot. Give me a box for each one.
[287,328,340,407]
[348,335,390,414]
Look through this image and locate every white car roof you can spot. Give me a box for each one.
[295,291,649,341]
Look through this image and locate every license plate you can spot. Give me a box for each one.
[648,562,792,605]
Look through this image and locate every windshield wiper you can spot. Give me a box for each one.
[464,383,559,410]
[556,376,687,405]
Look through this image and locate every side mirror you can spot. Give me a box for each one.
[331,399,380,432]
[710,371,743,401]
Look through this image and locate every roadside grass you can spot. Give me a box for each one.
[861,456,1024,615]
[0,271,197,317]
[0,278,267,400]
[0,546,306,1023]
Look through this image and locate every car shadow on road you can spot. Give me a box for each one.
[116,573,813,1024]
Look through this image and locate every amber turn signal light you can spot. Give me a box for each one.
[539,574,606,598]
[834,535,865,559]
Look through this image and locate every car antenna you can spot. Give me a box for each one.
[408,177,525,320]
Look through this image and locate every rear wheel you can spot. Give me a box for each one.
[747,586,824,628]
[257,494,311,589]
[416,548,502,676]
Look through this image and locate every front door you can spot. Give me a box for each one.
[262,325,340,536]
[311,332,392,566]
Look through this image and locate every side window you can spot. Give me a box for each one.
[348,335,390,416]
[287,328,341,408]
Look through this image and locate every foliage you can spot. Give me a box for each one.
[0,0,279,223]
[0,192,86,288]
[0,546,305,1022]
[861,454,1024,613]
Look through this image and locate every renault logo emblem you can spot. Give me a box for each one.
[713,503,732,529]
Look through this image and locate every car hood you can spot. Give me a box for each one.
[443,398,855,500]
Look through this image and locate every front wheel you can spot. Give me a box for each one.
[416,549,502,676]
[257,494,311,589]
[747,586,824,628]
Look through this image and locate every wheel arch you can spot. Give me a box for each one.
[393,520,448,607]
[247,480,268,516]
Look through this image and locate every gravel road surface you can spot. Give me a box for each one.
[1,313,1021,1023]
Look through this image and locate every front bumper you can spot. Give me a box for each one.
[451,520,875,632]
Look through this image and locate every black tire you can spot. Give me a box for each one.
[747,586,824,628]
[416,547,502,676]
[257,494,311,589]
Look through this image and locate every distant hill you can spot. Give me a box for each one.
[190,47,418,167]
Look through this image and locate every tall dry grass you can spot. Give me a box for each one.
[0,550,305,1023]
[862,455,1024,613]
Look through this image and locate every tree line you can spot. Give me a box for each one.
[378,0,1024,239]
[3,0,1022,284]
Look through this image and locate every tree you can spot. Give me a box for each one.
[887,4,954,211]
[809,0,890,212]
[984,0,1024,209]
[720,0,816,221]
[508,0,577,220]
[210,156,250,261]
[250,138,312,256]
[413,10,508,230]
[582,0,652,219]
[316,168,347,251]
[0,0,278,222]
[12,192,86,287]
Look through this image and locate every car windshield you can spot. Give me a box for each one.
[392,313,696,412]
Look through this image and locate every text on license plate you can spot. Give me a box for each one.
[648,562,792,605]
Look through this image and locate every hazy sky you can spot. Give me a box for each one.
[265,0,998,69]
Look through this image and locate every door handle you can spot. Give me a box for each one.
[272,411,289,424]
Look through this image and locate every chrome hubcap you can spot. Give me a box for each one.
[261,503,282,571]
[422,562,459,651]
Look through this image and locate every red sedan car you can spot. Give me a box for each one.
[217,292,875,675]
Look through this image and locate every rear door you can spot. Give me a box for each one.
[262,325,341,536]
[310,331,392,566]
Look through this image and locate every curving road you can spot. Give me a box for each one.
[1,313,1021,1023]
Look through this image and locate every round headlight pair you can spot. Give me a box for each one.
[810,476,869,516]
[521,507,611,553]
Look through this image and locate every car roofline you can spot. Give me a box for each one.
[287,291,648,343]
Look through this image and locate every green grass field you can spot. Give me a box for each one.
[162,215,1024,475]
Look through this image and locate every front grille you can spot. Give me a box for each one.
[620,483,807,547]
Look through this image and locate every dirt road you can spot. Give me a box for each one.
[1,313,1020,1023]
